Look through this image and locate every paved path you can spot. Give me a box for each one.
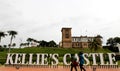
[0,66,120,71]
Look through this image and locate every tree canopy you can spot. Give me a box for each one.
[106,37,120,46]
[88,35,102,51]
[0,31,7,42]
[106,37,120,52]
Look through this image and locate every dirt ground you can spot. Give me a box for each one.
[0,66,120,71]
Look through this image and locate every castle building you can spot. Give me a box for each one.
[61,27,102,48]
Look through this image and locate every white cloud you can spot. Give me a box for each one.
[0,0,120,46]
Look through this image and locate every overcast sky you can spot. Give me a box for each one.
[0,0,120,46]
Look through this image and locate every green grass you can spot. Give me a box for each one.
[118,61,120,66]
[0,47,120,66]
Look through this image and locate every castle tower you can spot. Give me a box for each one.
[61,28,72,48]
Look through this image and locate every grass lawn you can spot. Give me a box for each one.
[0,47,119,66]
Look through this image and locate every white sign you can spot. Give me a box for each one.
[5,53,118,66]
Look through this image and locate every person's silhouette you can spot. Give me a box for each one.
[79,52,86,71]
[70,54,78,71]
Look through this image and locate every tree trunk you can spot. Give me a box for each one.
[9,36,13,53]
[0,37,1,43]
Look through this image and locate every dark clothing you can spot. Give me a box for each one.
[71,55,78,71]
[79,64,86,71]
[71,61,78,66]
[79,54,86,71]
[71,65,77,71]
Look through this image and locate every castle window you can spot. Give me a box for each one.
[76,43,77,46]
[78,43,79,46]
[84,43,87,46]
[65,30,69,38]
[72,38,75,42]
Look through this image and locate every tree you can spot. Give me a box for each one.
[95,35,102,47]
[88,38,96,52]
[26,38,34,47]
[106,37,120,52]
[48,40,57,47]
[7,30,17,52]
[39,40,48,47]
[20,43,29,48]
[106,37,120,46]
[0,31,7,43]
[89,35,102,52]
[12,43,16,48]
[106,38,114,46]
[31,39,39,47]
[20,43,24,48]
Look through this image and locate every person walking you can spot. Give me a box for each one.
[79,52,86,71]
[70,54,78,71]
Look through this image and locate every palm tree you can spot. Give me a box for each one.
[95,35,102,47]
[7,30,17,53]
[12,43,16,48]
[26,38,33,47]
[88,37,102,52]
[0,31,7,43]
[88,39,94,52]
